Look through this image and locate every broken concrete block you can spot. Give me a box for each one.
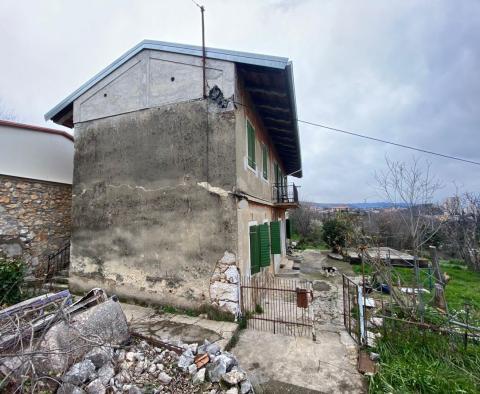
[222,369,247,385]
[86,378,106,394]
[62,359,96,386]
[206,357,228,383]
[240,379,253,394]
[97,362,115,385]
[158,371,172,384]
[84,346,114,369]
[38,299,129,375]
[57,383,86,394]
[192,367,206,385]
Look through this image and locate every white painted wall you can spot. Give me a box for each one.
[0,124,73,184]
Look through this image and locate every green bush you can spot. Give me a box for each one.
[322,218,352,253]
[0,258,25,306]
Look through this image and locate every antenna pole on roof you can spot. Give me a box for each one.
[191,1,207,98]
[200,5,206,98]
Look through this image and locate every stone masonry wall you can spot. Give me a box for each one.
[0,174,72,274]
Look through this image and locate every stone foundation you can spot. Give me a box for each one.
[209,251,240,316]
[0,174,72,274]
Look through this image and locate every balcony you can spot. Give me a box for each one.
[272,183,299,207]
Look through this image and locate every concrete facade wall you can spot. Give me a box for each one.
[70,101,238,308]
[233,71,289,276]
[234,71,287,202]
[0,124,73,184]
[73,50,235,125]
[0,174,72,274]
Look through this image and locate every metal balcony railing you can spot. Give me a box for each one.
[272,183,299,205]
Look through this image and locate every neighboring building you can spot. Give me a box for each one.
[45,40,302,314]
[0,120,73,274]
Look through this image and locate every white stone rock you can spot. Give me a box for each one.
[210,282,238,302]
[188,363,197,375]
[86,379,106,394]
[222,369,247,385]
[147,363,157,374]
[192,368,206,385]
[224,266,239,284]
[220,251,236,265]
[158,372,172,385]
[226,387,239,394]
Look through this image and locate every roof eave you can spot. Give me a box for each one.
[44,40,289,124]
[285,62,302,178]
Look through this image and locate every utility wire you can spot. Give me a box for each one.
[232,99,480,166]
[298,119,480,166]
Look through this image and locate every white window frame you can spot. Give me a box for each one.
[261,143,269,183]
[245,117,258,175]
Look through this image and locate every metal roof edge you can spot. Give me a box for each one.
[0,119,74,142]
[45,40,290,122]
[285,61,302,178]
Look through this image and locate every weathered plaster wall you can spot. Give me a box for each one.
[70,101,238,309]
[234,71,287,203]
[0,175,72,274]
[236,198,287,276]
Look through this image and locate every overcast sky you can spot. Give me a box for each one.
[1,0,479,203]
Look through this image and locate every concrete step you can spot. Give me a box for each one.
[56,269,69,277]
[52,276,69,285]
[42,283,69,292]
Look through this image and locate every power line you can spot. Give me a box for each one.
[232,99,480,166]
[297,119,480,166]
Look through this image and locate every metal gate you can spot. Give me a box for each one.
[342,274,367,344]
[240,273,315,339]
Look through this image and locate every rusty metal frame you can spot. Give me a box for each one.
[342,274,366,344]
[240,273,315,339]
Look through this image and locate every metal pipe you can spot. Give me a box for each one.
[201,5,206,98]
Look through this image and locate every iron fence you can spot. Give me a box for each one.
[46,242,70,278]
[240,273,315,339]
[272,183,299,204]
[342,274,367,344]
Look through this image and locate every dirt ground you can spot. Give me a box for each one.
[232,250,366,394]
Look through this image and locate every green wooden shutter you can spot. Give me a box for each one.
[259,223,271,267]
[270,221,281,254]
[262,145,268,179]
[247,121,256,169]
[250,225,260,274]
[286,219,292,239]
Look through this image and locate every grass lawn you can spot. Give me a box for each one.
[352,260,480,319]
[369,324,480,394]
[353,258,480,393]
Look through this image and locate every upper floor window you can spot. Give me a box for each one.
[262,144,268,180]
[247,119,256,170]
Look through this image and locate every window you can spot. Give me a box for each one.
[262,144,268,180]
[250,223,271,274]
[270,221,281,254]
[247,120,256,169]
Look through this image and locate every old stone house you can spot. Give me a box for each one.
[0,120,73,274]
[45,40,301,314]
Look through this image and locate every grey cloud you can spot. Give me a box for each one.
[0,0,478,202]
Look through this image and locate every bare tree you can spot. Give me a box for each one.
[443,191,480,271]
[289,204,317,238]
[375,157,443,256]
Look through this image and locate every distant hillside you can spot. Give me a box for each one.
[304,202,409,209]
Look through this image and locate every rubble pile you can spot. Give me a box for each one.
[56,337,253,394]
[0,289,254,394]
